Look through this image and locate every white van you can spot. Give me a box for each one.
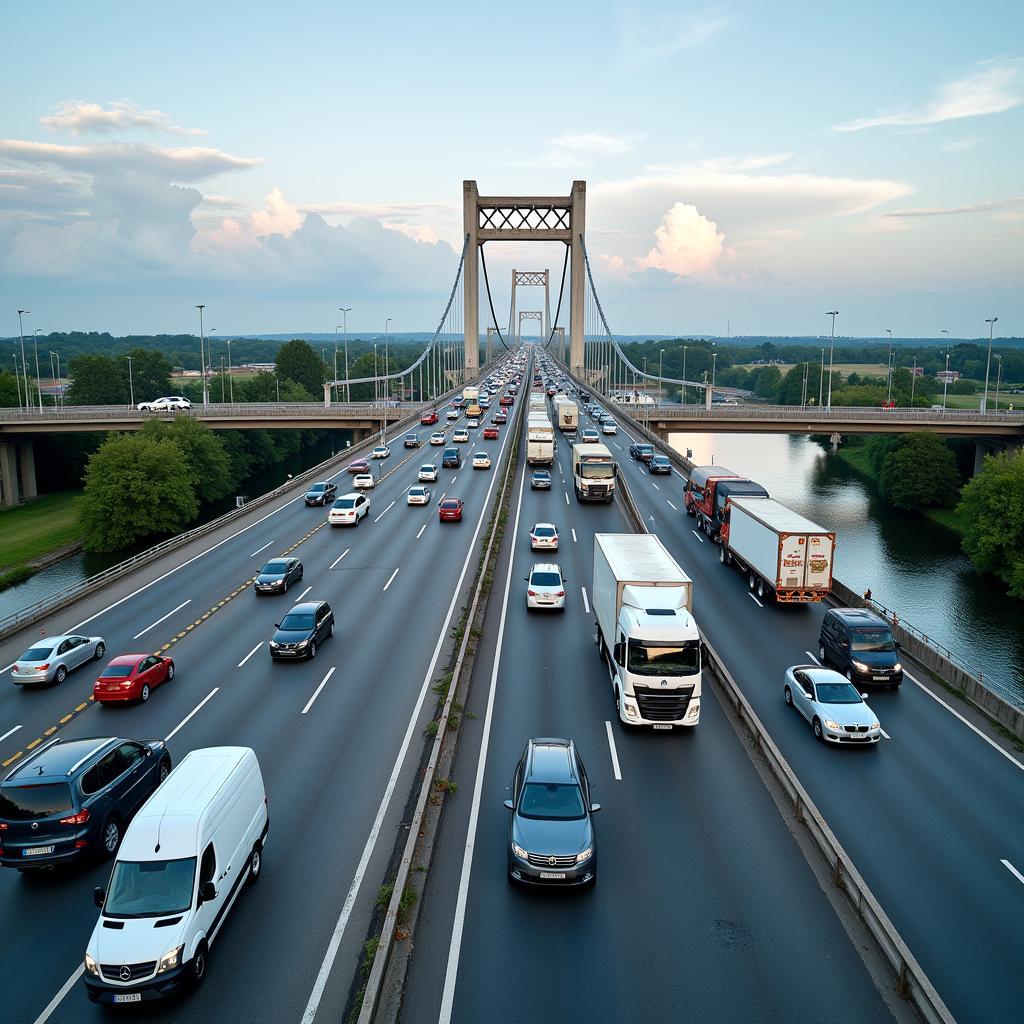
[83,747,268,1004]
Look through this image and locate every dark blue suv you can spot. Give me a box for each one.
[0,736,171,870]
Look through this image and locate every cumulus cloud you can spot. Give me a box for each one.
[637,203,725,278]
[41,100,206,137]
[834,60,1023,131]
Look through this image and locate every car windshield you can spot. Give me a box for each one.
[581,463,615,479]
[531,572,562,587]
[851,629,896,652]
[280,613,314,630]
[652,457,669,465]
[518,782,586,820]
[441,501,459,510]
[638,446,653,454]
[0,782,73,820]
[420,466,434,472]
[627,640,700,676]
[21,646,55,661]
[533,472,549,480]
[335,499,356,509]
[104,857,197,918]
[815,682,863,704]
[101,663,136,678]
[263,560,288,573]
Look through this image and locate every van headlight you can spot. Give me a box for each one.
[852,660,869,673]
[157,944,184,974]
[84,952,99,977]
[576,847,593,863]
[892,662,902,672]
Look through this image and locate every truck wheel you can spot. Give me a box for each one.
[756,579,765,600]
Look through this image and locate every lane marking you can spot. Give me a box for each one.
[296,585,312,602]
[30,964,84,1024]
[571,528,577,544]
[1002,859,1024,886]
[611,441,623,450]
[651,482,660,491]
[250,540,274,557]
[132,599,192,639]
[165,688,219,742]
[581,587,590,614]
[805,651,822,665]
[374,500,396,523]
[564,491,570,505]
[691,529,704,543]
[301,667,336,715]
[880,728,892,740]
[605,721,622,780]
[416,524,427,539]
[0,724,22,743]
[383,568,400,592]
[329,548,351,569]
[238,642,263,668]
[666,500,678,510]
[747,592,764,608]
[450,476,457,485]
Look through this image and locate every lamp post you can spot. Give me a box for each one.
[911,357,917,405]
[33,329,44,411]
[125,354,134,409]
[885,329,893,403]
[226,339,234,403]
[819,347,825,407]
[826,311,839,410]
[373,343,379,403]
[195,305,208,408]
[384,318,392,403]
[220,357,226,403]
[682,346,688,405]
[994,354,1002,410]
[340,308,351,402]
[712,351,717,399]
[802,361,809,408]
[13,353,23,408]
[49,351,62,406]
[17,309,30,413]
[941,330,950,410]
[982,317,998,413]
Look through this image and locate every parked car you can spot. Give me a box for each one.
[418,464,439,482]
[783,666,881,745]
[137,396,191,412]
[304,481,337,506]
[525,563,566,611]
[505,738,598,887]
[407,486,432,506]
[371,444,391,459]
[346,459,370,475]
[10,634,106,687]
[328,492,369,526]
[648,455,672,474]
[94,655,175,704]
[269,600,334,660]
[453,429,470,443]
[530,470,551,490]
[472,452,492,470]
[254,557,303,593]
[629,443,655,462]
[442,447,462,468]
[483,426,499,440]
[404,433,420,449]
[530,523,559,551]
[818,608,903,686]
[439,498,464,522]
[420,410,439,426]
[0,736,171,870]
[353,473,375,489]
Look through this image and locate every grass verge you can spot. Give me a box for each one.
[0,491,82,570]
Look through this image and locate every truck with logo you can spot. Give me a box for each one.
[571,443,617,502]
[684,465,769,541]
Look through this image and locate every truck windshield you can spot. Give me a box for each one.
[104,857,197,918]
[627,640,700,676]
[580,463,615,479]
[851,629,895,652]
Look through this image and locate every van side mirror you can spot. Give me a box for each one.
[199,881,217,904]
[503,799,514,811]
[613,642,625,667]
[93,886,105,908]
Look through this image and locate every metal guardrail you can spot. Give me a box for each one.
[633,403,1023,424]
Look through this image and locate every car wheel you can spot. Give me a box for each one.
[299,568,304,580]
[94,642,105,660]
[158,758,171,784]
[818,644,827,663]
[845,668,854,681]
[139,684,150,703]
[189,942,208,990]
[55,665,67,685]
[784,686,793,706]
[308,641,317,659]
[247,844,263,885]
[101,817,121,858]
[166,662,175,681]
[812,717,824,742]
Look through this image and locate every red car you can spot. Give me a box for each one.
[420,410,439,426]
[500,395,514,406]
[439,498,464,522]
[94,654,175,704]
[347,459,370,474]
[483,426,499,440]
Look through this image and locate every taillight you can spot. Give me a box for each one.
[59,809,90,826]
[556,591,565,598]
[0,822,7,830]
[39,663,50,671]
[527,590,537,597]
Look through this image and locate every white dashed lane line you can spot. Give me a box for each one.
[666,500,678,511]
[374,500,396,523]
[329,548,350,569]
[605,721,622,780]
[133,599,192,640]
[581,587,590,614]
[383,568,400,592]
[651,482,660,491]
[564,491,570,505]
[238,643,263,668]
[1002,859,1024,886]
[250,540,274,557]
[416,524,427,539]
[691,530,704,543]
[165,688,219,742]
[296,585,312,602]
[301,667,336,715]
[0,725,22,744]
[571,528,577,543]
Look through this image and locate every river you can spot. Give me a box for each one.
[666,431,1023,706]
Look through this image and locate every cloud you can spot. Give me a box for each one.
[940,137,982,152]
[834,60,1023,131]
[514,131,642,168]
[41,100,206,137]
[616,10,731,70]
[882,197,1024,218]
[637,203,725,278]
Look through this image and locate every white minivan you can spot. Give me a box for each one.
[83,747,268,1004]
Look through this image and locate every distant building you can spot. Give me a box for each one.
[936,370,961,383]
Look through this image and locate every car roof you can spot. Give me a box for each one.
[801,666,852,687]
[102,654,148,665]
[5,736,118,782]
[336,491,362,501]
[532,469,550,475]
[530,562,561,574]
[308,482,329,488]
[829,608,888,627]
[532,522,557,530]
[288,601,325,613]
[525,738,576,784]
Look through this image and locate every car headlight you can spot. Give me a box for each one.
[295,638,310,649]
[157,944,184,974]
[269,641,280,649]
[892,662,902,672]
[852,660,869,673]
[84,952,99,977]
[511,842,528,860]
[871,721,880,730]
[824,719,842,730]
[576,847,593,863]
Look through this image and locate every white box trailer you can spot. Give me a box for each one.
[527,414,554,465]
[554,397,579,432]
[721,496,835,603]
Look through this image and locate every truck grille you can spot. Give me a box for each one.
[633,685,694,722]
[527,853,577,868]
[587,485,607,497]
[100,961,157,983]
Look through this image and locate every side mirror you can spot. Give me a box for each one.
[860,693,869,701]
[590,803,602,813]
[613,642,625,667]
[93,886,105,908]
[503,799,514,811]
[199,880,217,904]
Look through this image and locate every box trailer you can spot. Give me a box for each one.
[527,414,554,465]
[554,397,579,433]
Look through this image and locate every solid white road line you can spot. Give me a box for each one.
[329,548,350,569]
[297,585,312,602]
[301,667,336,715]
[438,445,528,1024]
[416,524,427,539]
[748,592,764,608]
[1002,859,1024,886]
[805,651,821,665]
[880,729,892,740]
[132,599,192,640]
[165,688,219,742]
[238,642,263,668]
[667,500,678,510]
[605,721,622,780]
[0,724,22,744]
[581,587,590,614]
[250,540,274,557]
[374,500,396,523]
[651,482,660,491]
[30,964,84,1024]
[383,568,400,592]
[571,528,577,543]
[691,529,704,543]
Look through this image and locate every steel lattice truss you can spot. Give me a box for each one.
[514,271,548,286]
[479,204,571,233]
[519,311,543,321]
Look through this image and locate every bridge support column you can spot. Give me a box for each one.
[18,441,36,501]
[569,180,586,377]
[463,182,480,378]
[0,442,18,507]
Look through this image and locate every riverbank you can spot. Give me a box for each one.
[0,492,84,591]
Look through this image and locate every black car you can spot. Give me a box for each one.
[0,736,171,869]
[404,432,421,449]
[629,443,655,462]
[255,557,304,594]
[270,600,334,660]
[531,470,551,490]
[505,738,599,887]
[304,481,337,506]
[442,446,462,469]
[648,455,672,474]
[818,608,903,687]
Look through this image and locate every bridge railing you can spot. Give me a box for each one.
[635,402,1023,424]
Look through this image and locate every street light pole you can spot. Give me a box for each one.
[13,353,23,408]
[339,308,351,403]
[51,351,62,406]
[125,354,134,409]
[373,343,379,403]
[226,339,234,403]
[195,305,208,408]
[819,348,825,406]
[911,357,917,405]
[982,317,998,413]
[682,346,688,405]
[659,348,664,405]
[941,330,950,410]
[885,329,893,403]
[33,329,44,411]
[16,310,30,413]
[384,318,392,403]
[826,311,838,410]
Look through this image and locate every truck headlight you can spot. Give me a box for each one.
[852,660,869,673]
[84,952,99,977]
[511,842,528,860]
[576,847,593,863]
[157,944,184,974]
[624,702,638,719]
[687,701,700,716]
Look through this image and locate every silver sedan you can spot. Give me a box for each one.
[783,665,881,745]
[11,634,107,686]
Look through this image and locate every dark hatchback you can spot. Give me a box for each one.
[0,736,171,870]
[255,557,304,594]
[505,738,599,887]
[269,600,334,660]
[304,481,337,506]
[648,455,672,474]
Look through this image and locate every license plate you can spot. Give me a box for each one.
[23,846,54,856]
[653,724,673,731]
[873,676,888,681]
[540,872,566,880]
[113,993,142,1004]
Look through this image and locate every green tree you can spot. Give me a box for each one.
[865,434,903,475]
[80,434,199,551]
[775,365,807,405]
[749,365,781,398]
[140,418,235,503]
[126,347,173,403]
[66,355,129,405]
[957,449,1024,598]
[237,372,315,403]
[0,369,21,407]
[275,339,327,396]
[878,433,961,509]
[830,384,887,407]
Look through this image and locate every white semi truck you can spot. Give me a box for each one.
[571,443,616,502]
[553,396,579,433]
[593,534,702,729]
[527,413,554,465]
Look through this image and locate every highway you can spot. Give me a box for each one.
[0,365,521,1024]
[399,387,895,1023]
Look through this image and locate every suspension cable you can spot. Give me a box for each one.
[542,243,570,349]
[479,244,510,351]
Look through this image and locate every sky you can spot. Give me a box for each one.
[1,0,1022,340]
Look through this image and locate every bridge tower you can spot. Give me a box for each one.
[463,180,585,376]
[517,310,544,346]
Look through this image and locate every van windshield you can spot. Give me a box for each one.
[851,629,895,653]
[104,857,197,918]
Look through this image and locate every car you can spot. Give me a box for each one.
[269,600,334,660]
[418,464,439,482]
[629,443,655,462]
[648,455,672,474]
[136,396,191,412]
[94,654,175,704]
[446,409,460,421]
[530,470,551,490]
[529,523,559,551]
[407,485,432,505]
[546,387,557,396]
[353,473,375,489]
[472,452,492,470]
[818,608,903,687]
[504,737,598,887]
[429,431,446,446]
[494,411,508,424]
[601,420,618,435]
[404,433,420,449]
[525,562,566,611]
[371,444,391,459]
[478,398,490,410]
[500,395,514,406]
[346,459,370,475]
[304,481,337,506]
[466,418,479,429]
[328,492,369,525]
[254,557,304,593]
[783,666,881,745]
[930,404,945,411]
[483,426,499,440]
[442,447,462,469]
[420,410,439,426]
[453,429,470,443]
[10,633,106,687]
[0,736,172,869]
[439,498,464,522]
[580,429,600,444]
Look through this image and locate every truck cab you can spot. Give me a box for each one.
[572,443,617,502]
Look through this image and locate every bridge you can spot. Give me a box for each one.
[0,180,1018,1024]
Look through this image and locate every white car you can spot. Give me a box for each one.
[783,666,881,745]
[472,452,491,470]
[10,633,106,686]
[453,429,470,443]
[353,473,375,489]
[601,420,618,435]
[328,492,370,526]
[525,563,566,612]
[466,418,479,428]
[529,523,559,551]
[371,445,390,459]
[446,410,459,421]
[137,396,191,412]
[407,485,432,506]
[429,431,447,446]
[418,464,438,482]
[581,429,600,444]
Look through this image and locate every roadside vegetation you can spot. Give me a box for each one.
[0,492,84,591]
